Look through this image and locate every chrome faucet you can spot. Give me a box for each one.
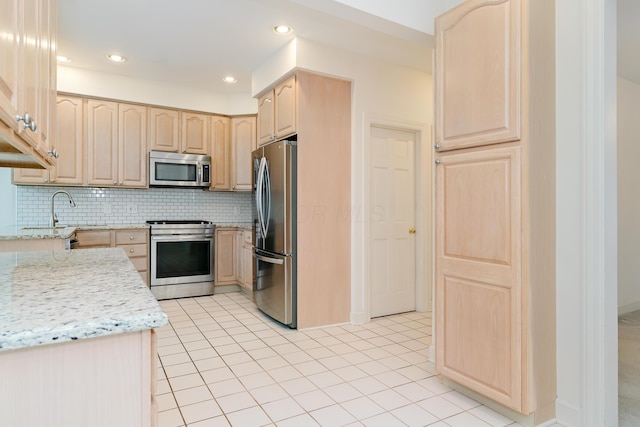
[50,190,77,227]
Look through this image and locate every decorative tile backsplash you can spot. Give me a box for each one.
[16,186,253,226]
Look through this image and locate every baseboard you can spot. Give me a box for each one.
[618,299,640,315]
[350,310,368,325]
[555,398,581,426]
[214,284,241,294]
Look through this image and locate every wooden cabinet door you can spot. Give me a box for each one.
[181,112,208,154]
[118,103,147,187]
[236,230,245,287]
[13,167,49,184]
[210,115,230,190]
[231,116,256,191]
[17,0,40,149]
[148,107,179,152]
[0,0,19,132]
[257,90,274,146]
[434,0,521,151]
[53,95,83,185]
[86,99,118,186]
[35,0,54,159]
[435,144,522,409]
[242,231,253,291]
[215,228,237,285]
[275,75,296,139]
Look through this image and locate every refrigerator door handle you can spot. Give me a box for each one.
[253,252,284,265]
[256,156,268,239]
[263,158,271,237]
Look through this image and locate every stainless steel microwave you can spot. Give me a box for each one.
[149,150,211,188]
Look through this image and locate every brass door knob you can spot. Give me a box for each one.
[409,227,416,234]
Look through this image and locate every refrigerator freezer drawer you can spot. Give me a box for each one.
[253,249,296,328]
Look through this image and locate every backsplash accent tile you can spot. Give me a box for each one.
[16,186,253,226]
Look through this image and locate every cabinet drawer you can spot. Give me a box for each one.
[117,243,148,258]
[128,257,148,272]
[76,230,112,247]
[115,229,148,245]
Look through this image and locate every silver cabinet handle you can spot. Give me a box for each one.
[434,144,441,150]
[435,159,441,165]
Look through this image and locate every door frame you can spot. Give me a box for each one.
[357,114,431,323]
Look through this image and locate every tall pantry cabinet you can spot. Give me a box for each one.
[433,0,555,423]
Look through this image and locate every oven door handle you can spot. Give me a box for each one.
[151,234,214,241]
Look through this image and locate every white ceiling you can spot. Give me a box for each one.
[56,0,453,95]
[57,0,640,96]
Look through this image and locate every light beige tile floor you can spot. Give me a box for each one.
[155,292,526,427]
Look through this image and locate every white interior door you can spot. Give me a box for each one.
[370,126,417,317]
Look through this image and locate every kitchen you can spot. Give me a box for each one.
[0,1,620,426]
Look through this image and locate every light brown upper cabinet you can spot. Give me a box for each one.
[434,0,520,152]
[0,0,57,168]
[52,96,84,185]
[434,0,555,423]
[13,95,84,185]
[86,100,147,188]
[210,115,256,192]
[231,116,256,191]
[118,103,147,187]
[210,115,231,190]
[181,112,209,155]
[148,107,180,152]
[257,75,296,146]
[149,108,209,155]
[257,90,274,145]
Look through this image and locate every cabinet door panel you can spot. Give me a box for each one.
[17,0,40,148]
[257,90,274,146]
[435,0,521,151]
[435,145,521,409]
[87,100,118,186]
[231,116,256,191]
[210,115,230,190]
[275,76,296,138]
[148,107,179,152]
[215,228,237,285]
[181,112,208,154]
[119,103,147,187]
[54,95,83,185]
[0,0,19,131]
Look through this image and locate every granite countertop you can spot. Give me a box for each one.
[0,224,149,241]
[0,248,167,352]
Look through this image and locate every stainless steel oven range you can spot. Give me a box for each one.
[147,220,215,300]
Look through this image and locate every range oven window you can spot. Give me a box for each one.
[156,240,211,278]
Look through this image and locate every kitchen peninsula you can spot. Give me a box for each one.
[0,248,167,427]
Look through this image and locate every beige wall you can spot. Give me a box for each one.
[618,76,640,314]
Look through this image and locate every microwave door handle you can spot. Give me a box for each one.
[197,163,202,185]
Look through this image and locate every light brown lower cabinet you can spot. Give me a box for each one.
[0,329,158,427]
[214,227,253,294]
[76,228,149,285]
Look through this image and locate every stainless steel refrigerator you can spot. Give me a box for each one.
[252,139,297,328]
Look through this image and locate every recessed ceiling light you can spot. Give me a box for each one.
[107,54,126,63]
[56,55,71,63]
[273,25,292,35]
[223,76,237,83]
